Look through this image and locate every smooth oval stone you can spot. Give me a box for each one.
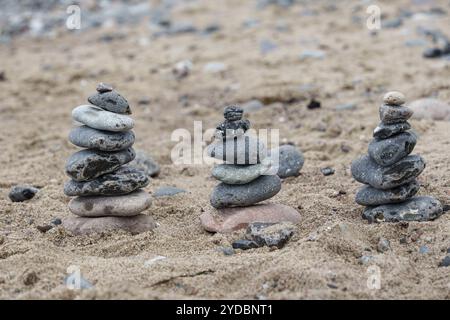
[271,144,304,178]
[200,203,300,233]
[355,179,420,206]
[212,159,271,185]
[351,154,425,190]
[64,166,148,196]
[373,122,411,139]
[65,148,135,182]
[207,135,266,165]
[72,105,134,132]
[69,125,135,151]
[210,175,281,208]
[128,150,160,177]
[63,214,157,235]
[368,132,417,166]
[362,196,443,223]
[8,185,39,202]
[379,104,413,124]
[409,98,450,121]
[153,186,186,197]
[68,190,152,217]
[88,90,131,114]
[383,91,405,106]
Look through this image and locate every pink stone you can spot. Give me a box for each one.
[63,214,157,235]
[200,203,300,233]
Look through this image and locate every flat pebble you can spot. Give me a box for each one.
[362,196,443,223]
[355,179,420,206]
[207,134,267,165]
[200,203,300,233]
[271,144,304,178]
[153,186,186,197]
[368,132,417,166]
[128,150,160,177]
[379,104,413,124]
[351,154,425,190]
[212,159,271,184]
[8,185,38,202]
[210,175,281,208]
[68,190,151,217]
[69,125,135,151]
[72,105,134,132]
[232,239,259,250]
[408,98,450,121]
[63,214,157,235]
[65,148,135,182]
[246,222,295,248]
[88,90,131,114]
[64,166,148,196]
[373,122,411,139]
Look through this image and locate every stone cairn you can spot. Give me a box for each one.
[200,105,301,233]
[63,83,157,235]
[351,91,443,223]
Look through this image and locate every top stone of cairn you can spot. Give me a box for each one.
[88,83,131,115]
[224,105,243,121]
[383,91,406,106]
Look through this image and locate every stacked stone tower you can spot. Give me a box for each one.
[351,91,443,222]
[63,83,156,235]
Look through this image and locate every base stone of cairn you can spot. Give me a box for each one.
[200,105,300,233]
[351,91,443,223]
[63,83,156,235]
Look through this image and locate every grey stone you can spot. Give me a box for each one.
[72,105,134,132]
[207,135,267,165]
[68,190,152,217]
[68,125,135,151]
[63,214,157,235]
[219,247,235,256]
[65,148,135,182]
[64,166,148,196]
[88,90,131,114]
[128,150,160,177]
[153,186,186,197]
[373,122,411,139]
[271,144,304,178]
[377,238,391,252]
[212,159,272,184]
[335,103,357,111]
[321,167,335,176]
[351,154,425,190]
[232,239,259,250]
[409,98,450,121]
[362,196,443,223]
[8,185,38,202]
[439,256,450,267]
[355,179,420,206]
[210,175,281,208]
[299,50,326,60]
[368,132,417,166]
[379,104,413,124]
[246,222,295,248]
[419,245,430,254]
[224,105,243,121]
[241,99,264,112]
[96,82,113,93]
[64,273,94,290]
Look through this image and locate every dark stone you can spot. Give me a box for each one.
[36,225,53,233]
[64,166,148,196]
[232,239,260,250]
[438,256,450,267]
[351,154,425,190]
[69,126,135,152]
[321,167,335,176]
[65,148,135,182]
[373,122,411,139]
[51,218,62,225]
[246,222,294,248]
[423,47,443,58]
[355,179,420,206]
[88,90,131,115]
[368,132,417,166]
[362,196,443,223]
[379,104,413,124]
[8,185,39,202]
[210,175,281,208]
[307,99,321,109]
[216,119,250,139]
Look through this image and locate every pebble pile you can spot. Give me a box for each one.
[63,83,156,235]
[200,106,300,232]
[351,91,443,222]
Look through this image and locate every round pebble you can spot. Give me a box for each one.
[65,148,136,182]
[72,105,134,132]
[355,179,420,206]
[271,144,304,178]
[383,91,406,106]
[69,125,135,151]
[8,185,39,202]
[210,175,281,208]
[68,190,152,217]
